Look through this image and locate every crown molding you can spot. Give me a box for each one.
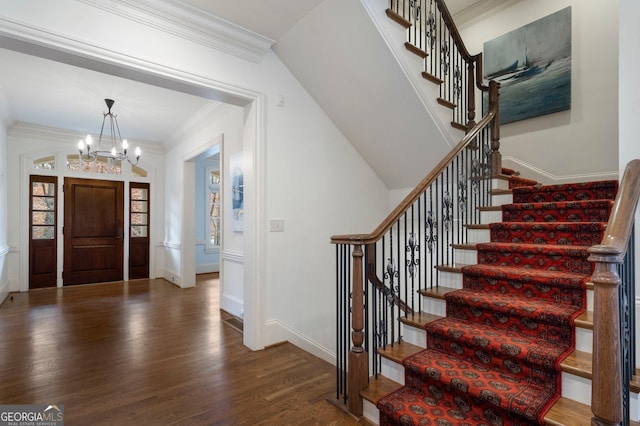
[78,0,274,63]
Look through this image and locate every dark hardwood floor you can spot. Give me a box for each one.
[0,274,360,425]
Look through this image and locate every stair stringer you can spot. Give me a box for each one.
[360,0,466,148]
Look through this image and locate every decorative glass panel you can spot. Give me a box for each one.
[66,155,80,171]
[33,212,55,225]
[131,201,148,213]
[131,188,148,201]
[82,156,94,173]
[32,197,55,211]
[32,182,55,196]
[132,165,147,178]
[32,226,55,240]
[131,213,148,225]
[131,225,148,238]
[33,156,55,170]
[210,171,220,184]
[210,218,220,246]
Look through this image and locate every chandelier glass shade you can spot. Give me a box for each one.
[77,99,141,165]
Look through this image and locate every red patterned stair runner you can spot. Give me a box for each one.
[377,180,618,425]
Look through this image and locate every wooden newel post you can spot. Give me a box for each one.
[348,244,368,417]
[488,80,502,176]
[466,60,476,128]
[588,249,623,426]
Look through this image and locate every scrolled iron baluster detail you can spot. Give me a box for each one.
[453,65,463,100]
[375,318,387,349]
[406,232,420,278]
[442,191,453,230]
[425,211,438,252]
[384,258,400,300]
[409,0,421,21]
[441,40,450,75]
[458,174,467,211]
[471,159,481,193]
[425,11,436,50]
[482,142,493,177]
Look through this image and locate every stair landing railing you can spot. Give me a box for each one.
[588,159,640,426]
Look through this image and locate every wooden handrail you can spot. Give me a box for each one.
[588,159,640,426]
[331,81,499,246]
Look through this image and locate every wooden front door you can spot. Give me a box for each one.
[63,178,124,285]
[29,175,58,289]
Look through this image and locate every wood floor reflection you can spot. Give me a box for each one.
[0,275,359,425]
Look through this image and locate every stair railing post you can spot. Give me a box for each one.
[466,59,476,128]
[588,251,623,426]
[348,243,368,417]
[488,80,502,176]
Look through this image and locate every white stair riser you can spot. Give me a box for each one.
[454,248,477,265]
[480,210,502,224]
[492,193,513,205]
[437,270,463,288]
[562,372,591,405]
[363,399,379,425]
[575,327,593,354]
[422,297,446,317]
[381,357,405,385]
[402,325,426,348]
[587,289,593,312]
[468,228,490,243]
[493,178,510,191]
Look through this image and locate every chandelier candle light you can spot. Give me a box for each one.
[77,99,141,165]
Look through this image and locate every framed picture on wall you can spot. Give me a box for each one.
[483,7,572,124]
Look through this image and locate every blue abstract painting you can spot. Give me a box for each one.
[483,7,572,124]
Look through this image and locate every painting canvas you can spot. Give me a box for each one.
[230,152,244,232]
[483,7,572,124]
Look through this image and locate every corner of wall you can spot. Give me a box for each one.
[264,319,335,365]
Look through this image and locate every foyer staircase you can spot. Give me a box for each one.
[362,175,619,425]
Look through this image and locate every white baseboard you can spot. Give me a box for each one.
[0,279,9,307]
[264,319,335,365]
[163,269,181,287]
[221,293,243,318]
[196,263,219,274]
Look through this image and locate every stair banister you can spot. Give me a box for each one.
[588,159,640,426]
[331,80,500,417]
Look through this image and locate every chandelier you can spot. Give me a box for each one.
[77,99,141,165]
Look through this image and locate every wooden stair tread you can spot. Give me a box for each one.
[437,98,456,109]
[479,205,503,211]
[362,375,597,426]
[422,71,443,85]
[419,285,458,299]
[452,243,477,250]
[561,349,591,379]
[466,223,490,230]
[385,8,410,28]
[400,312,443,328]
[360,375,402,405]
[492,188,513,195]
[575,310,593,329]
[378,341,423,363]
[544,397,593,426]
[451,121,469,132]
[435,263,469,273]
[404,42,427,58]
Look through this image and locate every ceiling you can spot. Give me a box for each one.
[0,0,484,145]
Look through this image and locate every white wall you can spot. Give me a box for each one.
[0,101,8,305]
[459,0,619,183]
